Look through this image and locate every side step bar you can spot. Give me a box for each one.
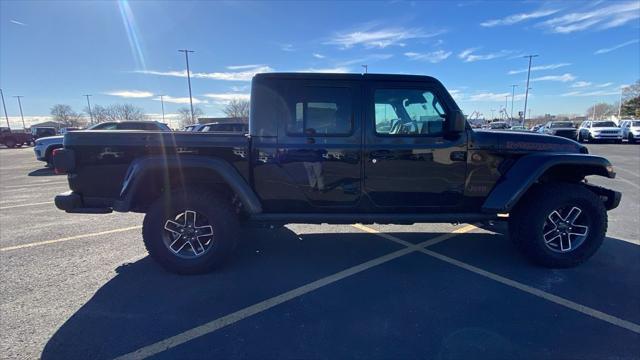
[249,213,499,225]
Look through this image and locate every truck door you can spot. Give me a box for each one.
[363,81,467,210]
[275,79,362,209]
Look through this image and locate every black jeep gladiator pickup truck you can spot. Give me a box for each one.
[53,73,621,274]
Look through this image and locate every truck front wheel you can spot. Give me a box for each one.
[509,183,607,268]
[143,189,238,274]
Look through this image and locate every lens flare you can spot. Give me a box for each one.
[118,0,146,70]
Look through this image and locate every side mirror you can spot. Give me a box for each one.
[448,111,466,133]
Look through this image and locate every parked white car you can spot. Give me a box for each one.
[576,120,623,143]
[619,120,640,143]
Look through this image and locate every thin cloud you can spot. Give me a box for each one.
[508,63,571,75]
[449,89,463,101]
[530,73,576,82]
[105,90,154,98]
[561,89,620,97]
[312,53,326,59]
[571,81,592,88]
[595,82,613,88]
[280,43,295,52]
[153,95,205,104]
[458,48,515,62]
[296,67,350,73]
[404,50,452,63]
[137,66,273,81]
[469,92,526,102]
[338,54,393,66]
[226,64,265,70]
[325,25,446,49]
[10,19,27,26]
[540,2,640,34]
[594,39,639,54]
[203,93,250,104]
[481,9,559,27]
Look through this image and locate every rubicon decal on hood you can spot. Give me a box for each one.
[505,141,578,152]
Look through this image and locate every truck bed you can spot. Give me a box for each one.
[63,130,250,201]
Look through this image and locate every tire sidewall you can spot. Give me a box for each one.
[512,184,607,267]
[143,191,237,274]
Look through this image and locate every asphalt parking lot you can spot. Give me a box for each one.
[1,144,639,359]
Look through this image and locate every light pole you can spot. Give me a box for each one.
[84,94,93,124]
[618,86,625,120]
[505,96,509,123]
[14,96,26,130]
[510,84,518,122]
[159,95,166,122]
[522,54,538,125]
[178,49,195,123]
[0,89,9,128]
[362,64,368,74]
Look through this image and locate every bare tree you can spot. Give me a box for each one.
[110,104,145,121]
[177,106,204,126]
[87,105,110,123]
[223,99,250,121]
[621,80,639,118]
[85,104,145,123]
[50,104,84,127]
[586,103,616,120]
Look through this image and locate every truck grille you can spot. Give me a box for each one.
[600,130,619,134]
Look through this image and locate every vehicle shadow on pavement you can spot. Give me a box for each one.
[28,168,60,176]
[40,228,638,359]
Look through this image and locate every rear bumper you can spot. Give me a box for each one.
[54,191,112,214]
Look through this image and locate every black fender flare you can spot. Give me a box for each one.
[113,155,262,214]
[481,153,615,213]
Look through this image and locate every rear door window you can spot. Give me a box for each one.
[286,86,353,136]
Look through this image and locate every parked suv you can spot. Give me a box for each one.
[541,121,577,139]
[53,73,621,274]
[201,122,248,133]
[577,121,623,143]
[619,120,640,143]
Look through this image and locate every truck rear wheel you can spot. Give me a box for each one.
[509,183,607,268]
[143,189,238,274]
[4,138,16,148]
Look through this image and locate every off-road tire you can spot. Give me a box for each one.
[4,138,16,148]
[509,183,607,268]
[143,188,238,274]
[576,133,583,143]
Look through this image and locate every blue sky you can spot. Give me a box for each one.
[1,0,639,127]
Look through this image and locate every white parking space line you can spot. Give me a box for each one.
[2,181,68,190]
[0,201,54,210]
[0,226,142,252]
[114,226,477,360]
[355,224,640,335]
[615,176,640,190]
[615,166,640,178]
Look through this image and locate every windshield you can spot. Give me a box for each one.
[593,121,617,127]
[551,122,573,128]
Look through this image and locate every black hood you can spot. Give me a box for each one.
[470,130,586,154]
